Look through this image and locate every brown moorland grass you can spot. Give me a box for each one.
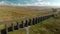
[0,6,53,30]
[0,6,53,22]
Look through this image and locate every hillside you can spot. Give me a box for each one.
[0,6,60,34]
[0,6,52,22]
[8,10,60,34]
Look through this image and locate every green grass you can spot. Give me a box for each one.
[29,17,55,34]
[8,17,55,34]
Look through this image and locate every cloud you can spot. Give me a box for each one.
[0,0,43,6]
[0,1,9,5]
[0,0,60,7]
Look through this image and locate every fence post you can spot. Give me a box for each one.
[22,17,25,28]
[0,29,1,34]
[11,22,14,32]
[32,18,34,25]
[30,18,32,26]
[38,17,40,23]
[37,17,38,23]
[5,24,8,34]
[25,20,28,27]
[28,18,33,26]
[44,16,46,19]
[42,16,45,20]
[32,18,35,25]
[22,21,24,28]
[19,20,24,28]
[28,18,31,26]
[41,16,43,21]
[16,22,20,30]
[37,17,39,23]
[35,17,37,24]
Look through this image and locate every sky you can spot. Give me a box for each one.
[0,0,60,6]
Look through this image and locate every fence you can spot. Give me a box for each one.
[0,14,55,34]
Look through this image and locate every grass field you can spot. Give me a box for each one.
[8,10,60,34]
[0,6,53,30]
[0,6,53,22]
[0,6,60,34]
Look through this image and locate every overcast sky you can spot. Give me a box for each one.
[0,0,60,6]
